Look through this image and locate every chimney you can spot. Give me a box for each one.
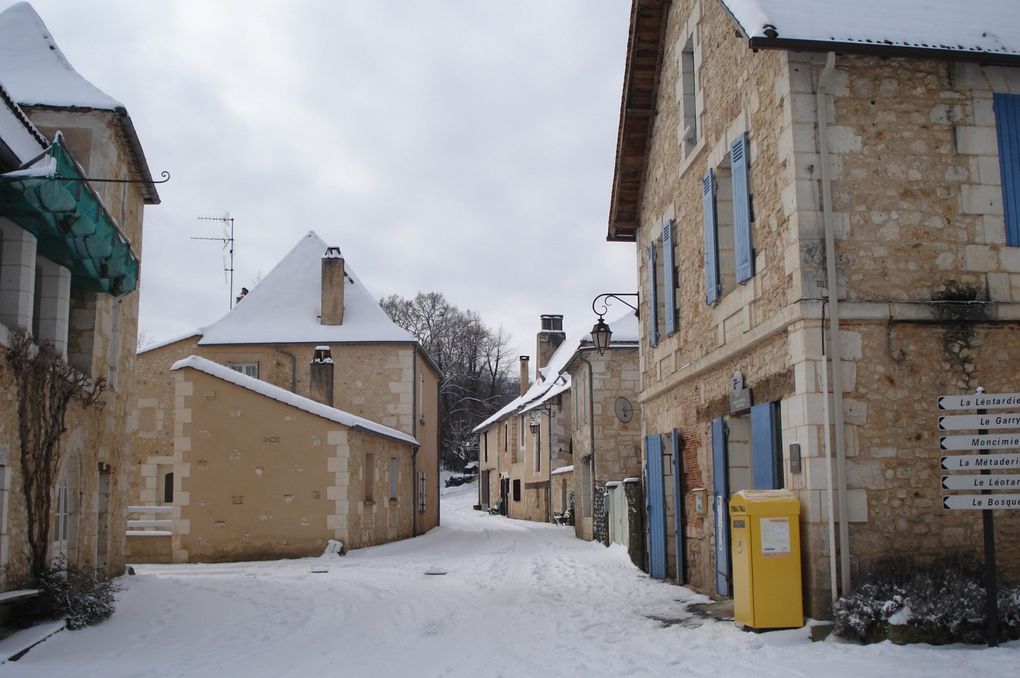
[320,246,345,325]
[536,314,565,370]
[309,346,334,406]
[519,355,530,397]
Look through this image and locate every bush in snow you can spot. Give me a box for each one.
[22,557,120,630]
[833,553,1020,645]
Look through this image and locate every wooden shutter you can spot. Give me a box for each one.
[645,434,667,579]
[702,170,720,305]
[671,429,685,585]
[731,134,754,283]
[751,402,782,490]
[647,241,659,347]
[711,417,730,596]
[662,219,677,334]
[994,93,1020,247]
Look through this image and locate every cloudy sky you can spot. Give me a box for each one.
[23,0,638,365]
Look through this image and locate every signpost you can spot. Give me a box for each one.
[937,388,1020,647]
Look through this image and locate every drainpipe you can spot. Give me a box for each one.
[273,346,297,393]
[412,351,419,537]
[817,51,852,598]
[577,350,596,529]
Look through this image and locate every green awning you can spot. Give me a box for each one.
[0,134,139,296]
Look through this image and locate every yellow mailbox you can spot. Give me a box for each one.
[729,489,803,630]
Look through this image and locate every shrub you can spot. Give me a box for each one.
[833,553,1020,645]
[22,558,121,630]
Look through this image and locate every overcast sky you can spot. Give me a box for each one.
[25,0,638,368]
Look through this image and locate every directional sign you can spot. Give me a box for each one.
[940,434,1020,451]
[938,393,1020,411]
[938,413,1020,431]
[943,494,1020,510]
[942,474,1020,490]
[940,454,1020,470]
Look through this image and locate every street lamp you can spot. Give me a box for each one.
[590,293,639,356]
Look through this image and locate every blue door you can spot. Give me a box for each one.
[751,402,782,490]
[671,429,685,585]
[711,417,730,596]
[645,434,667,579]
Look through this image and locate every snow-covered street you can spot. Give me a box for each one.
[2,482,1016,677]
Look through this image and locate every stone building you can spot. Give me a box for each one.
[475,313,641,536]
[0,2,159,587]
[607,0,1020,616]
[127,231,440,561]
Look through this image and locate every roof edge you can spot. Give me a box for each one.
[746,37,1020,68]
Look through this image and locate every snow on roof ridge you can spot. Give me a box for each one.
[197,231,416,346]
[0,2,123,110]
[139,331,203,354]
[171,355,418,446]
[551,465,573,476]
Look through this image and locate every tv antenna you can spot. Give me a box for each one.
[192,212,236,308]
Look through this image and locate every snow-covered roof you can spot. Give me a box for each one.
[551,465,573,476]
[721,0,1020,59]
[139,331,202,355]
[171,355,418,446]
[0,3,122,110]
[520,374,571,415]
[198,231,416,346]
[0,79,45,163]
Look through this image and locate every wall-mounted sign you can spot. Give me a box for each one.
[938,393,1020,410]
[730,371,751,414]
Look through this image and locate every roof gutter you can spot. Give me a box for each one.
[747,37,1020,68]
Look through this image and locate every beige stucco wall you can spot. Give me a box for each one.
[129,338,441,543]
[170,367,417,562]
[628,0,1020,617]
[1,108,147,589]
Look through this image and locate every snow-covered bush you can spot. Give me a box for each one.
[833,553,1020,645]
[23,557,120,630]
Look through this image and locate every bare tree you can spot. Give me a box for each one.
[381,293,518,468]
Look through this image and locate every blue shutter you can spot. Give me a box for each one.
[751,402,782,490]
[732,134,754,283]
[647,241,659,347]
[671,428,685,585]
[994,93,1020,247]
[662,219,677,334]
[645,434,667,579]
[702,170,720,305]
[711,417,730,596]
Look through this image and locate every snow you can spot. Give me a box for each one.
[137,331,200,355]
[171,355,418,446]
[3,485,1016,677]
[551,464,573,476]
[721,1,1020,56]
[0,3,123,110]
[0,81,44,163]
[0,154,54,179]
[197,231,416,346]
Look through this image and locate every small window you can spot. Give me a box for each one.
[389,457,399,500]
[418,375,425,423]
[226,362,259,379]
[679,35,698,153]
[483,431,488,463]
[512,478,521,502]
[163,472,174,504]
[534,423,541,473]
[364,453,375,502]
[503,422,508,454]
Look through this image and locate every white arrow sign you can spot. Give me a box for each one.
[938,393,1020,411]
[940,454,1020,470]
[943,494,1020,510]
[938,413,1020,431]
[941,474,1020,490]
[940,434,1020,450]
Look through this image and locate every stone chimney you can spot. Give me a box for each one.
[309,346,334,407]
[536,314,565,370]
[320,246,345,326]
[519,355,530,397]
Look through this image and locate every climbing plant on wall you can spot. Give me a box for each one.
[6,329,105,578]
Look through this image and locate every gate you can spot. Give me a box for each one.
[645,434,666,579]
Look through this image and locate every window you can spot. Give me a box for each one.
[162,472,174,504]
[662,219,678,334]
[503,422,508,455]
[364,453,375,502]
[534,421,541,473]
[389,457,399,500]
[53,472,70,562]
[512,478,521,502]
[704,134,754,305]
[994,93,1020,246]
[646,240,659,347]
[483,431,488,463]
[226,362,259,378]
[418,375,425,422]
[679,35,698,153]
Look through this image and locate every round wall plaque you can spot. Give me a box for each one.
[614,396,634,423]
